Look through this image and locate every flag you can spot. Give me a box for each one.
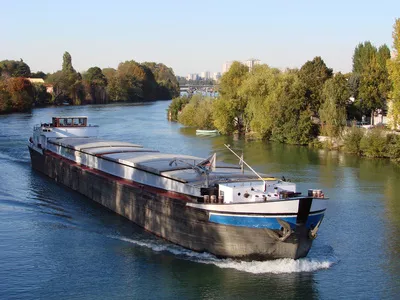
[198,153,216,171]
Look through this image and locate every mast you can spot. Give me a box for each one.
[224,144,266,191]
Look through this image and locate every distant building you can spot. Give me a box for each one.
[201,71,211,80]
[212,72,221,81]
[186,73,199,81]
[27,78,45,84]
[373,108,388,126]
[244,58,261,71]
[222,61,233,74]
[222,59,261,74]
[44,84,54,94]
[26,78,53,94]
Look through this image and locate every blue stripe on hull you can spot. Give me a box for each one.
[209,213,324,229]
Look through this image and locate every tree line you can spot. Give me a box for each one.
[0,52,180,114]
[169,19,400,150]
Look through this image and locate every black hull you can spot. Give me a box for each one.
[28,146,314,260]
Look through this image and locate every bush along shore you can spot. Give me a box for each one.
[167,18,400,162]
[341,126,400,162]
[0,52,180,114]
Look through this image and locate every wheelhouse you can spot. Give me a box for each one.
[52,117,87,127]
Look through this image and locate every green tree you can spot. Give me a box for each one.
[102,68,121,102]
[46,52,85,105]
[358,55,387,115]
[62,52,75,73]
[387,18,400,129]
[108,60,164,101]
[32,84,51,106]
[107,75,127,101]
[178,95,214,129]
[319,73,350,137]
[83,67,108,104]
[112,60,147,101]
[376,45,391,105]
[0,80,12,112]
[0,77,34,112]
[215,61,249,134]
[195,98,214,129]
[343,126,364,154]
[240,65,280,138]
[102,68,116,82]
[0,59,31,77]
[352,41,377,74]
[178,96,199,127]
[212,96,237,134]
[142,62,180,99]
[298,56,333,114]
[140,64,159,99]
[348,73,360,99]
[30,71,47,79]
[377,45,391,69]
[45,71,64,103]
[347,73,362,120]
[167,96,190,121]
[360,128,387,157]
[84,67,107,86]
[352,42,391,118]
[270,72,315,144]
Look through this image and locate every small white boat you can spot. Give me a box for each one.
[196,129,219,135]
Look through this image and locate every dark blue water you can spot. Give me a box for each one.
[0,101,399,299]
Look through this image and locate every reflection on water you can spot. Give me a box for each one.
[0,101,399,299]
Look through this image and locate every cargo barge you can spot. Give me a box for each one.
[28,116,328,260]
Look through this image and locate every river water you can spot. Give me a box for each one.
[0,101,399,299]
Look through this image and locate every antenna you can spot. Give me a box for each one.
[224,144,266,191]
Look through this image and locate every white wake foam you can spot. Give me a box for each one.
[109,235,217,260]
[109,235,336,274]
[201,257,334,274]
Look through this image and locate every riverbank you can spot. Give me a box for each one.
[0,97,173,115]
[317,126,400,162]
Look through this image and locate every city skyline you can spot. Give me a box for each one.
[185,58,261,81]
[1,1,399,77]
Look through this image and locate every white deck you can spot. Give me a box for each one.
[50,138,142,150]
[47,137,265,185]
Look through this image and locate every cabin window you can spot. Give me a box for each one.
[51,117,87,127]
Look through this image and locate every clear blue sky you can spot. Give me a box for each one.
[1,0,399,76]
